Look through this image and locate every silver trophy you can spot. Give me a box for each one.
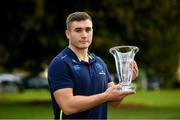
[109,46,139,92]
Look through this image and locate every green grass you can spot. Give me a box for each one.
[0,89,51,102]
[108,107,180,119]
[0,89,53,119]
[108,89,180,119]
[0,89,180,119]
[122,89,180,107]
[0,102,53,119]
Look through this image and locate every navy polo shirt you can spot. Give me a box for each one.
[48,47,112,119]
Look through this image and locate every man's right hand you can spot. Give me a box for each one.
[104,84,135,101]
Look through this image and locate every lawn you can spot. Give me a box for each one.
[108,89,180,119]
[0,89,53,119]
[0,89,180,119]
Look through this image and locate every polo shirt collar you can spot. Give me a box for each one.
[64,47,95,64]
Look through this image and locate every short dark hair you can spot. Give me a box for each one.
[66,12,92,30]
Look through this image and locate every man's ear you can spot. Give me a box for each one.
[65,30,70,39]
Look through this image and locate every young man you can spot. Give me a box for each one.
[48,11,139,119]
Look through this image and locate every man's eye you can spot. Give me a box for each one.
[86,28,92,32]
[75,29,82,32]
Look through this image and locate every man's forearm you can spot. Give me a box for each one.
[65,93,107,115]
[54,89,108,115]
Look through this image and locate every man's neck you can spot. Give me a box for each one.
[68,46,89,62]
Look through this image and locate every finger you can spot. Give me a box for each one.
[133,61,139,77]
[133,67,138,77]
[116,84,122,91]
[120,90,136,95]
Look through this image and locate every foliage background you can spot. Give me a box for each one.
[1,0,180,87]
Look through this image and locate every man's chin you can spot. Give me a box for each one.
[79,47,89,50]
[78,45,89,49]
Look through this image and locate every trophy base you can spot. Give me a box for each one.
[120,84,136,92]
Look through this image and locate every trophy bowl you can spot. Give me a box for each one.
[109,46,139,92]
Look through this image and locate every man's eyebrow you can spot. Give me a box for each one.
[86,27,92,29]
[74,27,83,30]
[74,27,92,29]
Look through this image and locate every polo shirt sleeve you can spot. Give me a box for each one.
[48,58,73,92]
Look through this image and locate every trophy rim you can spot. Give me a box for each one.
[109,45,139,54]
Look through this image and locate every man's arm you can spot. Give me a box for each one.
[54,84,133,115]
[54,88,106,115]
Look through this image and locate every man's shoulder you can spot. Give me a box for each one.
[49,48,72,67]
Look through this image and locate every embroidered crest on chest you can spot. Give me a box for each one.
[73,65,81,71]
[95,63,106,75]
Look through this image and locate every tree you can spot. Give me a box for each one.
[1,0,180,87]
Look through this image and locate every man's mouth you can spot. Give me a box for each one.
[79,41,88,43]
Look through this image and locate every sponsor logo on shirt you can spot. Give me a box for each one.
[99,70,105,75]
[95,63,106,75]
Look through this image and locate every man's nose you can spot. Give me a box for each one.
[81,30,88,37]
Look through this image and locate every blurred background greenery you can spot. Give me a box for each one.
[1,0,180,87]
[0,0,180,119]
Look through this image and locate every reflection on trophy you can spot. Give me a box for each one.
[109,46,139,92]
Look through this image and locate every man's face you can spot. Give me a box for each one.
[66,19,93,50]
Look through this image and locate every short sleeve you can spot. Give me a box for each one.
[48,59,73,92]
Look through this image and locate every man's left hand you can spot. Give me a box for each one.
[132,60,139,80]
